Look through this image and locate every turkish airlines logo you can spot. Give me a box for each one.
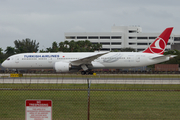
[149,37,166,54]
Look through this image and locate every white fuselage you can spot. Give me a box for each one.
[2,52,169,70]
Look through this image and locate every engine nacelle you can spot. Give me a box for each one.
[54,62,71,72]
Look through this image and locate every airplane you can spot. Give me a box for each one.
[2,27,176,75]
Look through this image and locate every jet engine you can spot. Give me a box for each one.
[54,62,71,72]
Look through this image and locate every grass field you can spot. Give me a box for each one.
[1,83,180,91]
[0,84,180,120]
[23,73,180,78]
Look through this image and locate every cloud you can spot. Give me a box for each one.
[0,0,180,51]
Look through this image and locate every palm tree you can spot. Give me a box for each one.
[59,42,65,52]
[14,38,39,53]
[52,42,59,52]
[69,40,76,52]
[5,46,15,56]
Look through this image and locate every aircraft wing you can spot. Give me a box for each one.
[151,55,177,60]
[70,52,109,66]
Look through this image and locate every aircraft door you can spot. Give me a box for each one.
[48,57,52,63]
[136,55,140,62]
[15,56,19,63]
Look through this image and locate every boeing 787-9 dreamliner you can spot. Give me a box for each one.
[2,27,176,74]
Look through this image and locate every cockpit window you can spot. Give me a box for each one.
[7,58,10,61]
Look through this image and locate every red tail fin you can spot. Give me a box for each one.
[143,27,173,54]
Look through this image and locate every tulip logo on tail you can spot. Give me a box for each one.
[149,37,166,54]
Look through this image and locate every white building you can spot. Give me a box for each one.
[64,26,180,51]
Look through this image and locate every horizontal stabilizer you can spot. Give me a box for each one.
[151,55,177,60]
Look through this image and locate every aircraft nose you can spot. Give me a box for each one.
[1,61,8,68]
[1,61,5,67]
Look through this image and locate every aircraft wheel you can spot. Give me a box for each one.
[81,71,94,75]
[88,71,94,75]
[81,71,86,75]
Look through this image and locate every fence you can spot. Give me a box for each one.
[0,72,180,120]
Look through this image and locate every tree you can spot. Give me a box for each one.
[0,48,5,63]
[64,40,69,48]
[14,38,39,53]
[120,47,136,52]
[40,40,102,52]
[163,50,180,65]
[43,42,59,52]
[52,42,59,52]
[59,42,65,52]
[39,49,46,53]
[76,41,84,52]
[84,40,92,51]
[5,46,15,57]
[112,49,120,52]
[96,43,102,51]
[69,40,76,52]
[163,49,180,55]
[0,48,3,54]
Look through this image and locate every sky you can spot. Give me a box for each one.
[0,0,180,51]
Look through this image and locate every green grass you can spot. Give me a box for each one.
[0,84,180,119]
[22,73,180,78]
[1,83,180,90]
[0,90,180,120]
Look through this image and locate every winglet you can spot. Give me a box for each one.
[143,27,173,55]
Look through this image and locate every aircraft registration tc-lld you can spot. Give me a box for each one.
[2,27,176,74]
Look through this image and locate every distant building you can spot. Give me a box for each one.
[171,44,180,50]
[64,26,180,51]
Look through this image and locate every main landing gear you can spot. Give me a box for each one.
[81,70,94,75]
[14,69,19,73]
[80,64,94,75]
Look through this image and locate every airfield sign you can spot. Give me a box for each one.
[25,100,52,120]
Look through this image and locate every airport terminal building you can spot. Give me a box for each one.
[65,26,180,51]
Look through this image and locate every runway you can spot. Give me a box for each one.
[0,77,180,84]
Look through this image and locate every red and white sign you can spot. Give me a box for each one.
[25,100,52,120]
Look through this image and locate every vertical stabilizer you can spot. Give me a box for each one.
[143,27,173,54]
